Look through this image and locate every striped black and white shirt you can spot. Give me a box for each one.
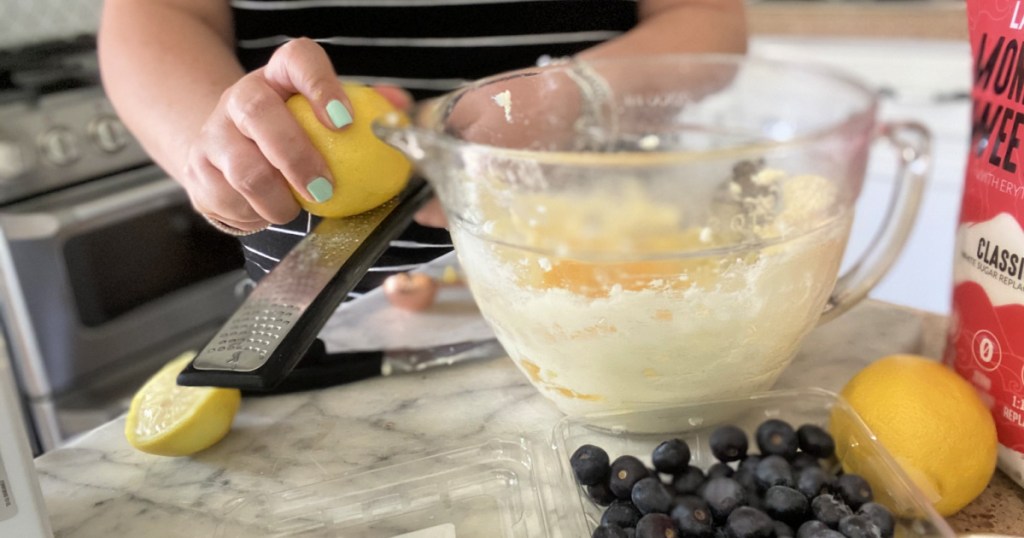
[232,0,638,297]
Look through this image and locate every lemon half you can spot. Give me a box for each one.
[125,352,241,457]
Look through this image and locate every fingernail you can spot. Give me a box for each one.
[326,99,352,128]
[307,176,333,202]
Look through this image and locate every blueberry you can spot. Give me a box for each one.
[797,520,845,538]
[738,455,763,473]
[764,485,809,524]
[745,487,765,512]
[652,439,692,474]
[797,520,829,538]
[756,419,799,460]
[856,502,894,538]
[602,499,643,528]
[626,529,637,538]
[635,513,679,538]
[588,480,618,506]
[594,524,630,538]
[796,465,835,499]
[572,444,611,486]
[701,477,748,523]
[773,520,796,537]
[796,425,836,459]
[610,456,652,499]
[755,455,794,490]
[732,466,759,496]
[672,465,706,495]
[810,493,853,529]
[708,462,735,479]
[633,476,675,515]
[839,515,882,538]
[710,425,749,462]
[791,452,820,470]
[835,474,873,510]
[724,506,774,538]
[670,495,714,538]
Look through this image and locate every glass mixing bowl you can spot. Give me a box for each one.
[375,55,930,418]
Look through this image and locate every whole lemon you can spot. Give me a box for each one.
[831,354,997,516]
[125,352,241,457]
[286,83,412,217]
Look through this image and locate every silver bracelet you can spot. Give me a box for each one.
[201,213,269,237]
[565,59,617,151]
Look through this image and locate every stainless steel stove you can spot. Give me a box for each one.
[0,36,134,200]
[0,35,247,454]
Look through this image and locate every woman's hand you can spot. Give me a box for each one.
[184,38,409,233]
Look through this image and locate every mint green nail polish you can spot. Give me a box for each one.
[326,100,352,128]
[307,177,333,202]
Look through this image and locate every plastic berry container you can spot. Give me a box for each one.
[213,388,955,537]
[550,388,956,537]
[215,436,557,537]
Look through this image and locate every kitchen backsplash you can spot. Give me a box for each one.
[0,0,102,48]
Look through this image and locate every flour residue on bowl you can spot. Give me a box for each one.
[491,90,512,122]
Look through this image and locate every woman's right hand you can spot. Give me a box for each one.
[182,38,409,234]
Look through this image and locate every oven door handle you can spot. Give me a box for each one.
[0,172,187,241]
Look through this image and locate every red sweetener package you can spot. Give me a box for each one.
[947,0,1024,488]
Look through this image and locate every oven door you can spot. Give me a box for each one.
[0,165,246,450]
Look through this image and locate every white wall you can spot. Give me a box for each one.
[0,0,103,48]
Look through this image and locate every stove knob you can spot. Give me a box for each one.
[38,127,80,167]
[89,116,129,153]
[0,140,28,181]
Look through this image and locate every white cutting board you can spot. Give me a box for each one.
[320,252,494,353]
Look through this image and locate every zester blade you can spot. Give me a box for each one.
[178,177,433,390]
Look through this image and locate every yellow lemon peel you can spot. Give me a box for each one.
[831,354,997,516]
[287,83,412,217]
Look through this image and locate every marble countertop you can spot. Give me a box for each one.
[34,300,1024,536]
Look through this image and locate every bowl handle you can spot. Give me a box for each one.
[819,121,932,324]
